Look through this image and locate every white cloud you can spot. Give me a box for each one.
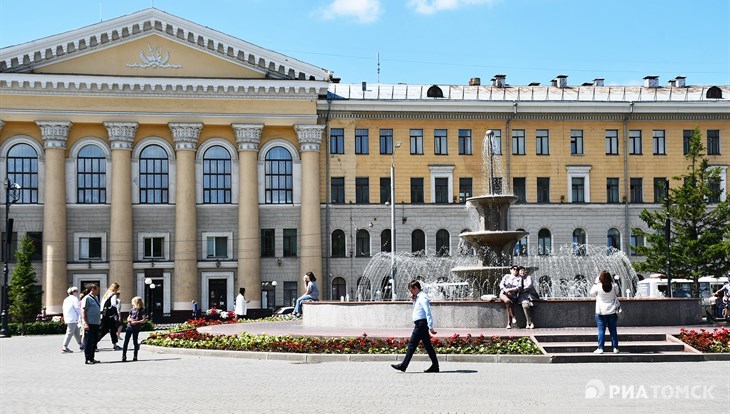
[407,0,500,15]
[322,0,383,24]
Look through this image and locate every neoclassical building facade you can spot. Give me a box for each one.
[1,9,728,317]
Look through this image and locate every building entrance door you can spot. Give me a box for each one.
[208,279,228,311]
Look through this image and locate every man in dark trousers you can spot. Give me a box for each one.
[391,280,439,373]
[81,284,101,365]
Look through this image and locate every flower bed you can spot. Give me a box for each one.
[677,327,730,353]
[144,331,541,355]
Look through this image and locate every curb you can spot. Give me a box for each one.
[142,345,549,363]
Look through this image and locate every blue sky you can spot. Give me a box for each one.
[1,0,728,86]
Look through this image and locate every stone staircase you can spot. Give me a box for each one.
[533,333,705,363]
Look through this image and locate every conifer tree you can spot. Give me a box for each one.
[8,234,42,334]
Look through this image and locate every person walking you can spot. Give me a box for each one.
[98,283,121,350]
[235,288,249,320]
[61,286,83,353]
[293,272,320,317]
[122,296,147,362]
[81,284,102,364]
[590,271,621,354]
[391,280,440,373]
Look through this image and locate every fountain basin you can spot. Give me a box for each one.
[303,299,701,329]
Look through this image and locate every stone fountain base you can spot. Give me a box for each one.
[303,299,701,329]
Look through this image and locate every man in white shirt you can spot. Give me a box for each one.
[391,280,439,373]
[235,288,249,320]
[61,286,82,353]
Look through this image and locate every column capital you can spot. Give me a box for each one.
[169,122,203,151]
[294,124,325,152]
[232,123,264,152]
[36,121,72,149]
[104,122,138,150]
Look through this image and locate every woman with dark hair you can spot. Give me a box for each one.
[590,270,620,354]
[293,272,320,317]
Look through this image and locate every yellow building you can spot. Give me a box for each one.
[1,9,728,317]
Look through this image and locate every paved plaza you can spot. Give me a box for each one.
[1,331,728,414]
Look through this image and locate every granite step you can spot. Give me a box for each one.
[549,352,705,363]
[541,341,685,354]
[534,333,667,343]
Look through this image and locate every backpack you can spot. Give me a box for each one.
[102,296,118,319]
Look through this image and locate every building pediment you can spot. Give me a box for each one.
[0,8,331,81]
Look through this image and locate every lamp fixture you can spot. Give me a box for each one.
[277,257,282,266]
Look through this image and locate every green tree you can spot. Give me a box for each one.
[633,126,730,296]
[8,234,42,334]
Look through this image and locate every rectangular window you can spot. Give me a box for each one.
[459,177,472,203]
[490,130,502,155]
[409,129,424,155]
[513,177,526,203]
[435,177,449,203]
[630,178,643,203]
[1,232,18,263]
[80,237,103,260]
[355,177,370,204]
[410,178,424,204]
[26,231,42,261]
[379,129,393,155]
[331,177,345,204]
[355,129,369,154]
[630,233,644,256]
[606,130,619,155]
[653,130,666,155]
[512,129,526,155]
[606,178,620,204]
[537,177,550,203]
[570,130,584,155]
[629,130,642,155]
[434,129,448,155]
[206,236,228,258]
[654,177,668,204]
[143,237,164,259]
[329,128,344,154]
[458,129,473,155]
[536,129,550,155]
[571,177,585,203]
[683,130,693,155]
[707,130,720,155]
[283,281,298,308]
[709,177,722,203]
[283,229,297,257]
[380,177,390,204]
[260,229,275,257]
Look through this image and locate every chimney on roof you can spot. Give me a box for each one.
[643,76,659,88]
[469,77,481,86]
[594,78,604,87]
[528,82,540,86]
[550,79,558,87]
[675,76,686,87]
[492,74,506,88]
[556,74,568,88]
[668,79,676,87]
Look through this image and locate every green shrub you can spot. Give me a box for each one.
[8,321,66,336]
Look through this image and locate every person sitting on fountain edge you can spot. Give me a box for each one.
[499,266,520,329]
[515,266,536,329]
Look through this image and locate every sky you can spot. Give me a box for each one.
[0,0,728,86]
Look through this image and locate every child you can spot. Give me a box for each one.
[122,296,147,362]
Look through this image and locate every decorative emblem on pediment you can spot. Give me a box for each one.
[126,43,181,69]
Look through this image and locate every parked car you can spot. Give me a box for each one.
[273,306,294,317]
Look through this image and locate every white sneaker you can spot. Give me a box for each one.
[506,323,511,329]
[593,348,603,354]
[613,348,620,354]
[511,317,517,324]
[527,323,534,329]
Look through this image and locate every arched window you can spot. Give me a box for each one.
[514,229,528,256]
[572,228,586,256]
[411,229,425,255]
[264,147,293,204]
[331,277,346,301]
[607,228,621,253]
[7,143,39,204]
[203,145,232,204]
[77,145,106,204]
[706,86,723,99]
[356,229,370,257]
[139,144,169,204]
[357,276,371,301]
[331,229,346,257]
[427,85,444,98]
[436,229,450,256]
[537,228,551,256]
[381,229,392,253]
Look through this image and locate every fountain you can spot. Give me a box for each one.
[307,131,701,328]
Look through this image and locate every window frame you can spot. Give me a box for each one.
[458,129,473,155]
[570,129,584,155]
[537,177,550,204]
[652,130,666,155]
[260,229,275,258]
[202,232,233,260]
[329,128,345,155]
[355,129,369,154]
[379,129,393,155]
[330,176,345,204]
[707,130,720,155]
[605,130,619,155]
[629,130,643,155]
[410,129,424,155]
[355,177,370,204]
[283,229,297,257]
[7,143,40,204]
[630,177,643,203]
[536,129,550,155]
[202,145,232,204]
[264,146,294,205]
[512,129,526,155]
[434,129,448,155]
[410,177,424,204]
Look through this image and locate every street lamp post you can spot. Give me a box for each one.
[1,179,21,338]
[664,178,672,298]
[390,141,401,301]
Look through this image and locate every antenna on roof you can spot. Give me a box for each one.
[377,52,380,84]
[99,0,102,21]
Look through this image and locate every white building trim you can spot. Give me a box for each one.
[201,231,234,260]
[136,232,171,261]
[566,165,592,203]
[73,232,108,262]
[0,135,46,204]
[429,165,455,204]
[201,271,235,311]
[136,271,172,314]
